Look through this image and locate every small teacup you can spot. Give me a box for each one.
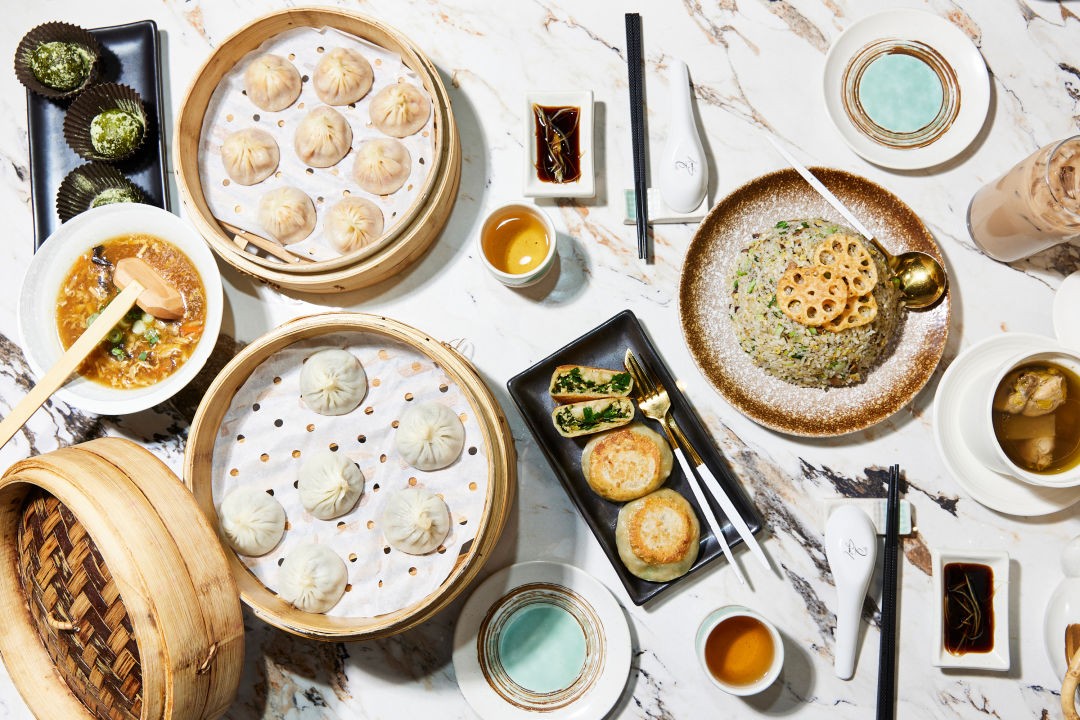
[696,606,784,696]
[962,345,1080,488]
[477,203,557,287]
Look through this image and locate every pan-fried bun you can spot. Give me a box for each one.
[615,488,700,582]
[581,423,672,502]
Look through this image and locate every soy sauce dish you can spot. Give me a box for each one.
[931,548,1010,671]
[18,203,223,414]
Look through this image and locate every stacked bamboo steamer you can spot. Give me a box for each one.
[174,9,461,293]
[0,439,244,720]
[184,313,517,640]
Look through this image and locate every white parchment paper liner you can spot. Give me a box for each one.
[210,332,489,618]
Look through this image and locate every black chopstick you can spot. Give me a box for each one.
[624,13,649,261]
[876,463,900,720]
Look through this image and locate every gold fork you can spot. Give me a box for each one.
[623,350,746,585]
[625,349,772,574]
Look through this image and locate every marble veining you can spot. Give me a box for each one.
[0,1,1078,719]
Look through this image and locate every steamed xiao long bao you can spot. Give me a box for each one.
[300,348,368,415]
[326,197,385,253]
[277,543,348,613]
[257,186,316,244]
[369,82,430,137]
[218,486,286,556]
[220,128,279,185]
[381,488,450,555]
[294,105,353,168]
[243,53,301,112]
[298,449,365,520]
[352,138,411,195]
[395,401,465,471]
[313,47,374,106]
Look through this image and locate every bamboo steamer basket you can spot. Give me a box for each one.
[184,313,516,641]
[174,8,461,292]
[0,438,244,720]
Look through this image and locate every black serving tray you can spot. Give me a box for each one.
[27,20,169,250]
[506,309,764,605]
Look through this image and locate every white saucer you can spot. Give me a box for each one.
[823,9,990,170]
[452,561,632,720]
[932,333,1080,516]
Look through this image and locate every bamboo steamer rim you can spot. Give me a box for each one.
[173,7,461,289]
[0,439,244,720]
[183,312,516,641]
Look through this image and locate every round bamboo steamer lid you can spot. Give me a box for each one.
[173,8,461,292]
[0,438,244,720]
[184,313,516,641]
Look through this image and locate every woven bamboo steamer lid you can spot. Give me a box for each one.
[184,312,516,641]
[173,8,461,293]
[0,438,244,720]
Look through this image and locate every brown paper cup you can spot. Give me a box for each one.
[63,82,147,162]
[14,22,101,100]
[56,162,145,222]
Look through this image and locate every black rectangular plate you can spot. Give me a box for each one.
[27,20,169,250]
[506,309,764,605]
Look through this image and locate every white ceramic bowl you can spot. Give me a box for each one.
[18,204,223,415]
[962,346,1080,488]
[695,606,784,696]
[477,203,558,288]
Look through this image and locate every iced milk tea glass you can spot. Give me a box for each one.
[967,136,1080,262]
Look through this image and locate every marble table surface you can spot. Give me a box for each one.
[2,1,1079,718]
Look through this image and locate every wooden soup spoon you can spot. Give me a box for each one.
[0,257,183,449]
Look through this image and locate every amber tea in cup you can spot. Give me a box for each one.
[478,203,557,287]
[696,606,783,696]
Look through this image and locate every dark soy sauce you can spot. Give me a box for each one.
[942,562,994,655]
[533,104,581,183]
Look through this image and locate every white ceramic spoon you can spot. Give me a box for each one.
[825,505,878,680]
[658,59,707,214]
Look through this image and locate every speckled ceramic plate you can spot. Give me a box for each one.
[679,168,949,436]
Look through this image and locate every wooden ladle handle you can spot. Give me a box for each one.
[1064,644,1080,720]
[0,282,143,450]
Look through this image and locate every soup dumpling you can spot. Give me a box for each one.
[395,401,465,471]
[381,488,450,555]
[298,449,364,520]
[218,486,286,556]
[277,543,347,614]
[258,186,316,245]
[326,197,385,253]
[352,138,411,195]
[294,106,353,168]
[313,47,374,106]
[244,54,301,112]
[369,82,430,137]
[300,348,368,415]
[220,128,279,186]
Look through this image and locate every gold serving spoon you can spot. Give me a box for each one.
[0,257,182,450]
[765,135,948,310]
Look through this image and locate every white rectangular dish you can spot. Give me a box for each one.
[931,548,1010,670]
[523,91,594,198]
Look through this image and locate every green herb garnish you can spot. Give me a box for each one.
[776,220,789,229]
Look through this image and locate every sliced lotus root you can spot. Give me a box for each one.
[825,290,878,333]
[813,233,879,295]
[777,264,848,326]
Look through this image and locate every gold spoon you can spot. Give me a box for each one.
[0,258,182,449]
[765,135,948,310]
[867,237,948,310]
